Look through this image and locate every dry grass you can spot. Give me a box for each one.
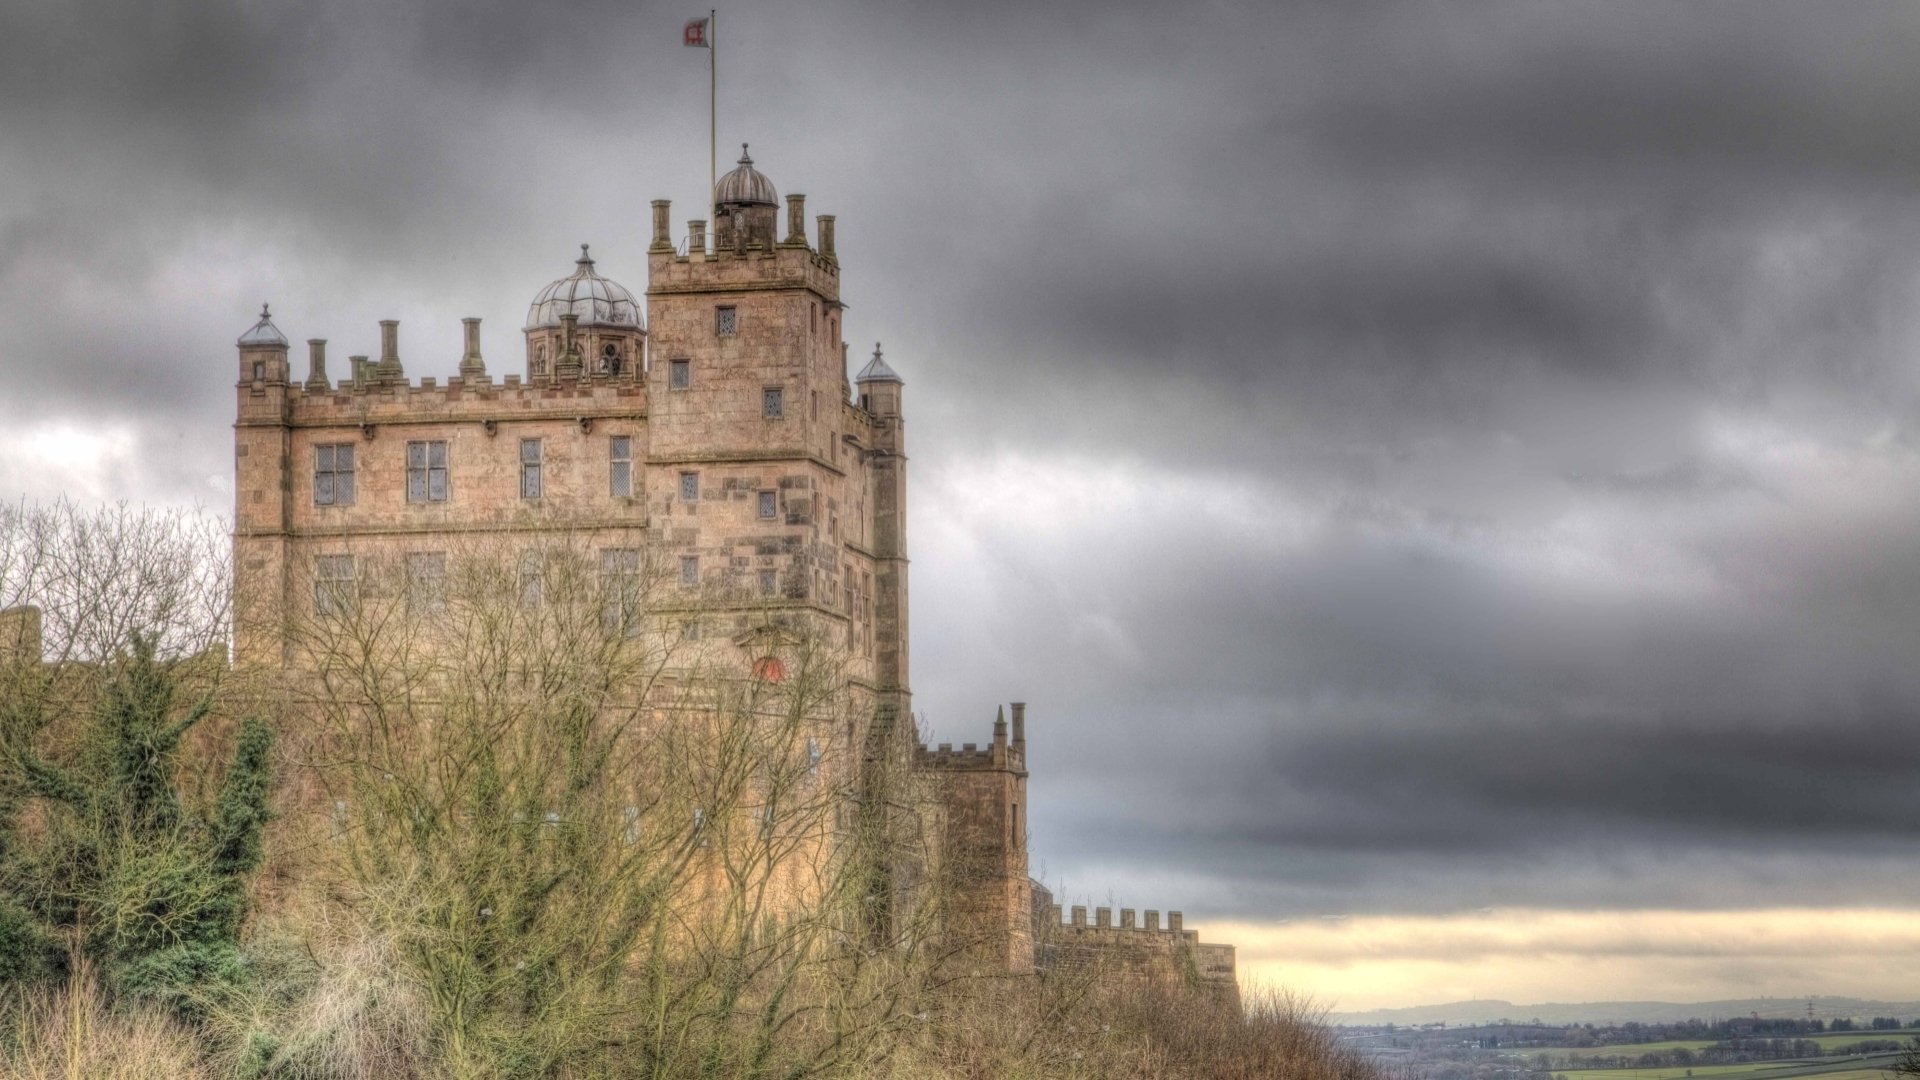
[0,945,1379,1080]
[0,968,208,1080]
[881,974,1381,1080]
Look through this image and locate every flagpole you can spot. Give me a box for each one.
[709,8,717,232]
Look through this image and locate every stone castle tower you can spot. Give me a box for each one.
[231,146,1036,969]
[230,145,1227,987]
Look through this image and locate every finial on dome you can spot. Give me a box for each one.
[237,303,289,348]
[740,142,752,164]
[578,243,593,265]
[855,341,902,384]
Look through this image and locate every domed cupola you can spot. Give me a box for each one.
[522,245,645,381]
[524,244,641,330]
[713,144,779,251]
[715,144,778,208]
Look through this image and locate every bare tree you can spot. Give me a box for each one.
[275,530,949,1079]
[0,499,229,666]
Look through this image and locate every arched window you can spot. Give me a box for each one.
[533,341,548,376]
[601,342,621,376]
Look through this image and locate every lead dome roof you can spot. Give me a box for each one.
[237,304,288,347]
[714,145,777,207]
[525,245,642,331]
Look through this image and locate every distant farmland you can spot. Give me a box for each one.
[1551,1052,1908,1080]
[1539,1033,1920,1062]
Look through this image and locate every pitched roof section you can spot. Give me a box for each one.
[237,303,288,347]
[855,342,902,384]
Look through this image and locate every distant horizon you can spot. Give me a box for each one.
[1328,990,1920,1027]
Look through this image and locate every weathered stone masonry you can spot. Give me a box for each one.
[224,145,1234,990]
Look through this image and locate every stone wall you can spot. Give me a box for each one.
[1035,895,1240,1007]
[921,703,1031,971]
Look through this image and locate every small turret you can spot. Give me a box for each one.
[237,304,290,385]
[712,144,779,251]
[856,342,903,417]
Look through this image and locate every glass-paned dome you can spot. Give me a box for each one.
[525,245,642,330]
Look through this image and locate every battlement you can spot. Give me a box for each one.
[646,194,841,301]
[915,701,1028,773]
[649,237,840,300]
[236,320,648,430]
[1047,903,1196,940]
[279,368,645,423]
[1037,899,1239,1006]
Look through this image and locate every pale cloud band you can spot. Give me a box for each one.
[1213,908,1920,1013]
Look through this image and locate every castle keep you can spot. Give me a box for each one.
[227,147,1234,993]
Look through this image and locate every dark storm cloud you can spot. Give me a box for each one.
[9,0,1920,933]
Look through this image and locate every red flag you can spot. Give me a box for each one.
[684,18,709,47]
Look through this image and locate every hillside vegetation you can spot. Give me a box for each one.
[0,501,1377,1079]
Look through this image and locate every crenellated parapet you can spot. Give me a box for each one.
[917,701,1027,774]
[648,236,841,299]
[1036,896,1239,1006]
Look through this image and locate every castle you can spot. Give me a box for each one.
[226,146,1236,995]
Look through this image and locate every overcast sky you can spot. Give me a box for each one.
[9,0,1920,1010]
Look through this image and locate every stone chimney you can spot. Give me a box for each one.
[816,214,836,259]
[459,318,486,381]
[555,313,583,380]
[785,194,807,245]
[651,199,673,251]
[305,339,329,391]
[375,320,403,384]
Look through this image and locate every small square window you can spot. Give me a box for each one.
[609,435,632,497]
[600,548,642,636]
[763,387,784,419]
[315,444,356,506]
[759,569,777,596]
[669,358,690,389]
[680,555,699,586]
[715,306,737,336]
[758,490,777,519]
[406,440,449,503]
[680,472,699,501]
[520,439,543,499]
[314,554,356,616]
